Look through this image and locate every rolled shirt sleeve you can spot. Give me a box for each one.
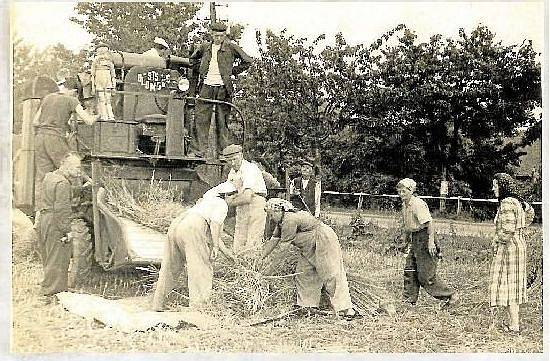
[413,197,432,225]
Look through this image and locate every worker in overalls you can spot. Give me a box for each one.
[36,154,82,303]
[152,181,237,311]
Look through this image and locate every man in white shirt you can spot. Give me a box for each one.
[142,37,170,60]
[222,144,267,254]
[188,22,252,157]
[152,181,237,311]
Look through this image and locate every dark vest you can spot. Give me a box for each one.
[290,176,316,214]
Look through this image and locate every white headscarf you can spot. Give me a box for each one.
[204,181,237,199]
[397,178,416,192]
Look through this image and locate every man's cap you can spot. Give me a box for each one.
[299,160,314,168]
[222,144,243,157]
[154,37,169,49]
[210,21,227,33]
[397,178,416,192]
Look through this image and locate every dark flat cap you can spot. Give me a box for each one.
[210,21,227,32]
[222,144,242,157]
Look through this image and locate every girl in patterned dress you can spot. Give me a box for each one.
[489,173,534,333]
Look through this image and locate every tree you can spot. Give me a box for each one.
[71,2,204,56]
[12,40,85,133]
[236,30,364,185]
[347,25,541,196]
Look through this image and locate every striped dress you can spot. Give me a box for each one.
[489,197,529,306]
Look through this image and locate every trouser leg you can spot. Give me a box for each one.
[403,247,420,304]
[40,223,72,295]
[105,91,115,119]
[193,86,216,155]
[245,195,267,251]
[413,232,455,301]
[212,86,234,149]
[183,222,213,307]
[313,226,353,312]
[233,203,250,254]
[97,91,108,119]
[152,234,185,310]
[34,134,70,211]
[295,256,323,308]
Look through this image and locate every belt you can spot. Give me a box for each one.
[36,127,65,137]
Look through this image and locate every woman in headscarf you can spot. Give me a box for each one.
[152,181,237,311]
[489,173,535,333]
[260,198,360,320]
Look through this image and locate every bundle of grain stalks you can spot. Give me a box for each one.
[212,244,396,318]
[102,173,189,233]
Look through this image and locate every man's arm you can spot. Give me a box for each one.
[226,188,254,207]
[75,104,99,125]
[231,43,252,75]
[260,236,281,260]
[209,220,223,259]
[424,220,437,257]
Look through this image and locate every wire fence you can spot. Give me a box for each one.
[322,191,543,223]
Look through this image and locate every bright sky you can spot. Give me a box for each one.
[12,1,545,57]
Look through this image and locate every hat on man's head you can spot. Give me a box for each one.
[222,144,243,157]
[153,37,169,49]
[299,160,314,168]
[397,178,416,192]
[210,21,227,33]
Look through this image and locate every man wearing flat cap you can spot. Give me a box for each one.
[290,160,322,217]
[222,144,267,254]
[188,22,253,157]
[142,37,170,60]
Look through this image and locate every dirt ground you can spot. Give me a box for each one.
[10,235,543,354]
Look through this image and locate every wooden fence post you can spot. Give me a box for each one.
[456,196,462,215]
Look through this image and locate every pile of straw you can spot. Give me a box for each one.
[103,175,188,233]
[213,244,300,317]
[101,172,394,319]
[213,244,395,318]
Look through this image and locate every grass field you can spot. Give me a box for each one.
[11,222,543,353]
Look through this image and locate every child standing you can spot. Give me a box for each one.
[397,178,459,307]
[91,43,116,120]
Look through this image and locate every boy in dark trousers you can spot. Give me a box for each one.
[397,178,459,307]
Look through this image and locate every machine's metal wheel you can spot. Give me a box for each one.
[68,218,93,288]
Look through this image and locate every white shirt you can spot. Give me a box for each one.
[204,44,224,86]
[188,196,228,225]
[227,159,267,195]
